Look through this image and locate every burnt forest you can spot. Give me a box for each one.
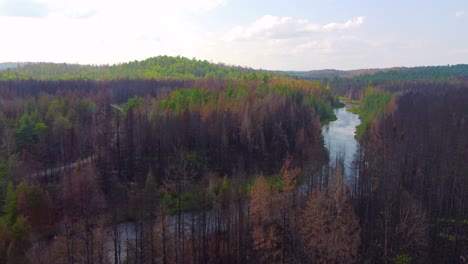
[0,57,467,264]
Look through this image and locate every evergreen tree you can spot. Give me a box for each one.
[2,182,16,226]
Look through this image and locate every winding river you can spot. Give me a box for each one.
[321,103,361,183]
[106,103,361,261]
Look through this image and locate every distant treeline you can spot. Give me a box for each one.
[289,64,468,82]
[0,56,278,81]
[3,56,467,84]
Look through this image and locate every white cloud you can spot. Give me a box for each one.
[223,15,365,42]
[323,16,365,31]
[289,40,333,56]
[455,11,466,18]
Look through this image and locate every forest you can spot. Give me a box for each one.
[0,57,467,264]
[0,56,268,81]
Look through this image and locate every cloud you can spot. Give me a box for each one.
[290,40,333,55]
[0,0,48,17]
[0,0,227,65]
[455,11,466,18]
[223,15,365,42]
[323,16,365,30]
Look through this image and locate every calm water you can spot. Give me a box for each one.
[322,103,361,181]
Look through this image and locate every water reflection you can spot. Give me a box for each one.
[322,103,361,182]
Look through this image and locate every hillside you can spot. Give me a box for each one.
[3,56,467,83]
[285,64,468,81]
[0,56,262,80]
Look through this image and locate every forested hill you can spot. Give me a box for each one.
[286,64,468,81]
[0,56,266,80]
[3,56,467,82]
[351,64,468,82]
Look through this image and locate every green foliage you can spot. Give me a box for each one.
[14,114,36,151]
[45,97,68,121]
[394,253,412,264]
[123,96,142,112]
[334,99,345,108]
[254,79,337,123]
[183,151,204,168]
[33,122,47,136]
[266,176,283,190]
[353,64,468,82]
[308,96,336,124]
[163,191,197,214]
[262,74,270,84]
[52,114,72,132]
[0,56,271,80]
[437,232,456,241]
[2,182,16,225]
[220,176,230,192]
[225,85,248,102]
[9,215,30,239]
[7,215,31,264]
[160,88,215,113]
[225,85,235,99]
[70,98,97,124]
[349,89,393,138]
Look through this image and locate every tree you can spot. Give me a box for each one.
[301,173,361,264]
[144,170,159,264]
[61,162,105,264]
[15,114,35,152]
[16,183,52,233]
[7,215,31,264]
[2,182,17,226]
[53,114,72,163]
[0,161,9,215]
[250,175,282,263]
[250,175,272,226]
[279,155,300,263]
[395,191,429,260]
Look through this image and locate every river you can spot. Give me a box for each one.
[106,104,361,261]
[321,102,361,183]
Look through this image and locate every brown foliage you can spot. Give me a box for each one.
[250,175,282,263]
[301,175,361,264]
[250,175,275,226]
[252,225,282,263]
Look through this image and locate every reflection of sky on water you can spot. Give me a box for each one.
[322,105,361,180]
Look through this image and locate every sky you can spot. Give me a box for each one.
[0,0,467,70]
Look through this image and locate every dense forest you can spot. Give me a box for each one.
[0,56,268,81]
[0,58,467,263]
[347,83,468,263]
[287,64,468,81]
